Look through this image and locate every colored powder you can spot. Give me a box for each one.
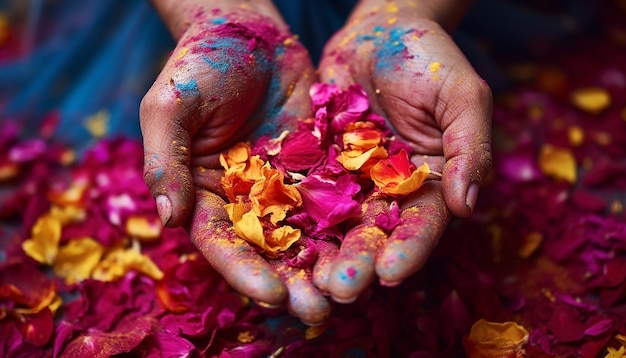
[251,43,290,136]
[357,26,413,74]
[193,21,284,76]
[155,168,164,180]
[346,266,357,279]
[175,79,200,97]
[211,17,226,25]
[202,55,230,74]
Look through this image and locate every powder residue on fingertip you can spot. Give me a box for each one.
[155,168,164,181]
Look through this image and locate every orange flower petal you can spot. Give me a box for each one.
[220,143,267,201]
[338,146,388,171]
[0,161,18,181]
[370,150,430,196]
[464,319,529,358]
[386,162,430,196]
[250,165,302,225]
[47,179,88,207]
[343,121,384,152]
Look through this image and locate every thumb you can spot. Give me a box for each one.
[439,78,493,217]
[140,83,196,228]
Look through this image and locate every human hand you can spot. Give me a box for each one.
[140,2,330,325]
[315,2,493,302]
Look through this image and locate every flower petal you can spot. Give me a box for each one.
[464,319,529,358]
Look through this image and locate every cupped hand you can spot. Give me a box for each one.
[140,6,329,325]
[315,10,493,302]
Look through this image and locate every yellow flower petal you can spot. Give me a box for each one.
[538,144,577,184]
[226,201,267,248]
[91,243,163,282]
[571,87,611,113]
[464,319,529,358]
[605,346,626,358]
[125,215,163,241]
[54,237,105,285]
[226,199,300,255]
[49,204,86,225]
[22,214,62,265]
[267,225,301,256]
[84,109,110,138]
[219,142,253,169]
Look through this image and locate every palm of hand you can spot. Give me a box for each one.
[141,13,331,325]
[315,14,492,301]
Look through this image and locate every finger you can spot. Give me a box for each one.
[312,239,340,295]
[141,33,271,227]
[271,261,331,326]
[188,189,288,306]
[438,73,493,217]
[140,60,201,228]
[326,196,389,303]
[376,180,451,286]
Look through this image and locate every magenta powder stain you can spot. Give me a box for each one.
[167,181,181,192]
[346,266,357,279]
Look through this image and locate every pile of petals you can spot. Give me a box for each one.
[219,83,430,258]
[3,3,626,356]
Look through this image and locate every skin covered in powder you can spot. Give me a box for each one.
[142,0,492,323]
[141,0,333,324]
[317,0,493,299]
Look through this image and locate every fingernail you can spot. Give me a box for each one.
[255,300,282,309]
[379,279,402,287]
[156,195,172,225]
[331,295,357,304]
[301,319,325,327]
[465,182,480,214]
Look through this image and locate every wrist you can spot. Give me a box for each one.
[351,0,474,33]
[150,0,288,40]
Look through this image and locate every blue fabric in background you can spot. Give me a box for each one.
[0,0,175,151]
[273,0,357,64]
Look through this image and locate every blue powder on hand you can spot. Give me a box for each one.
[200,37,249,74]
[357,26,413,74]
[176,79,200,97]
[175,79,200,97]
[202,55,230,74]
[155,168,164,180]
